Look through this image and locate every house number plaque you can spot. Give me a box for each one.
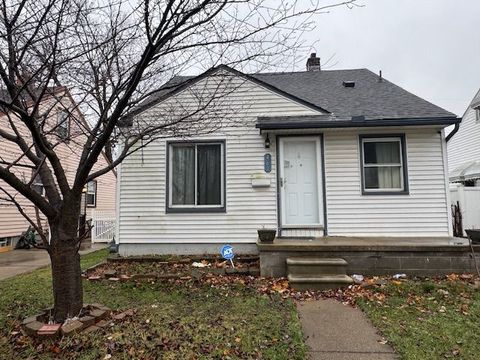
[264,153,272,173]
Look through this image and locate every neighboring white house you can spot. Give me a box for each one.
[447,88,480,233]
[116,55,459,256]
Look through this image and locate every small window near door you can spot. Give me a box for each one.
[360,135,408,195]
[167,141,225,212]
[86,181,97,207]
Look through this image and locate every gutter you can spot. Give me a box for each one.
[445,122,460,142]
[256,116,461,130]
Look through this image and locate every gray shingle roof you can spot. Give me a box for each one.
[252,68,455,119]
[130,65,456,123]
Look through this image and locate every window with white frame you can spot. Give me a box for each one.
[57,111,70,139]
[86,181,97,207]
[168,141,224,212]
[475,106,480,122]
[360,135,408,194]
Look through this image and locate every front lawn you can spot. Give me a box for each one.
[357,275,480,359]
[0,250,306,359]
[3,250,480,360]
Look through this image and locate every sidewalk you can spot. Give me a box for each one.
[0,244,105,281]
[297,299,398,360]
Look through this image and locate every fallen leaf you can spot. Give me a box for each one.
[48,345,61,354]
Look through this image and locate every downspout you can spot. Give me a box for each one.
[446,122,460,142]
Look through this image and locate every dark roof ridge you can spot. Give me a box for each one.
[245,67,369,76]
[160,66,370,78]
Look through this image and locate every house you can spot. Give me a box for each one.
[117,54,479,279]
[0,87,117,250]
[447,88,480,234]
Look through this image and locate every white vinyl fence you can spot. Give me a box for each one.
[450,184,480,236]
[91,210,116,243]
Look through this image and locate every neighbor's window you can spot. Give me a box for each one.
[475,107,480,122]
[56,111,70,139]
[32,174,44,196]
[86,181,97,207]
[168,141,224,212]
[360,135,408,194]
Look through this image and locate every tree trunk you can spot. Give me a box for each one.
[49,197,83,323]
[49,242,83,323]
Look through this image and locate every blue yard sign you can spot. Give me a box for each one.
[221,245,234,259]
[220,244,235,268]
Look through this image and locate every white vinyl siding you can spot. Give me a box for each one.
[118,70,452,246]
[117,73,320,244]
[324,128,450,236]
[447,89,480,172]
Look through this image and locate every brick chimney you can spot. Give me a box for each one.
[306,53,321,71]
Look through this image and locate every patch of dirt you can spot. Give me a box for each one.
[86,257,259,279]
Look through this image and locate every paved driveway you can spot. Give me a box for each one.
[0,244,105,281]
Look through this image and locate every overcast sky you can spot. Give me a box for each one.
[300,0,480,116]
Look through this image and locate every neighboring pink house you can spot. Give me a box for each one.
[0,87,116,249]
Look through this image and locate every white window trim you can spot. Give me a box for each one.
[168,141,225,210]
[361,137,405,193]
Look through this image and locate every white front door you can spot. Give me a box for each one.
[279,137,322,227]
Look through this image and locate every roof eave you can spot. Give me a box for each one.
[256,116,461,130]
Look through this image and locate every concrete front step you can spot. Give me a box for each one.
[287,257,348,276]
[288,274,354,291]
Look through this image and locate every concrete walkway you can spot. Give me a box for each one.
[297,299,398,360]
[0,244,105,281]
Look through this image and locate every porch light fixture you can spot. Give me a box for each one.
[265,133,270,149]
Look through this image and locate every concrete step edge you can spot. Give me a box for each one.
[288,270,347,276]
[286,257,348,266]
[288,274,354,284]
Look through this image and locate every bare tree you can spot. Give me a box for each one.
[0,0,357,323]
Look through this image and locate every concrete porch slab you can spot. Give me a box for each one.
[258,236,470,252]
[258,236,480,277]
